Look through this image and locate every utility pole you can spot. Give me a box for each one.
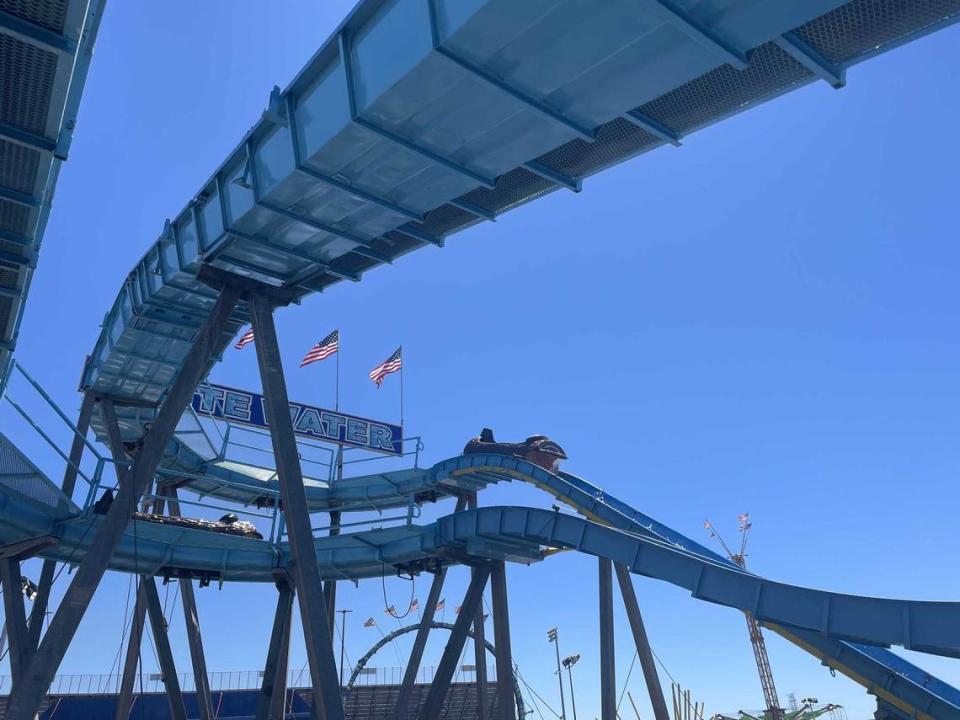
[563,654,580,720]
[338,608,352,688]
[705,515,784,720]
[547,628,567,720]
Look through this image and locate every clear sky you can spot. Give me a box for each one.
[2,2,959,718]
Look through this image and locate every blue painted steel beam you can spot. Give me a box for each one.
[394,225,443,247]
[0,229,32,247]
[0,9,77,54]
[623,110,682,147]
[224,230,362,285]
[524,160,581,193]
[295,164,424,222]
[0,286,20,300]
[641,0,749,70]
[256,200,374,249]
[449,198,496,222]
[0,186,39,208]
[774,33,846,89]
[425,0,595,142]
[0,249,33,268]
[338,31,496,190]
[0,122,56,153]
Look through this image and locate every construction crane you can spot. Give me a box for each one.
[704,514,784,720]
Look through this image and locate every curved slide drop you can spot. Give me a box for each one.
[1,433,958,719]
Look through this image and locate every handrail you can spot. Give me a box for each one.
[12,361,104,461]
[3,395,99,491]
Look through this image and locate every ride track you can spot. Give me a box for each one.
[1,1,959,719]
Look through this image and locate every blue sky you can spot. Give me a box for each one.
[2,2,959,718]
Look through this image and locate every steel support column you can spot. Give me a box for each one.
[1,558,29,684]
[248,294,343,720]
[490,562,516,720]
[419,565,491,720]
[27,392,95,651]
[114,581,147,720]
[323,510,341,640]
[599,558,616,720]
[615,563,670,720]
[165,488,215,720]
[142,578,188,720]
[465,493,488,718]
[257,578,295,720]
[391,567,448,720]
[5,286,242,720]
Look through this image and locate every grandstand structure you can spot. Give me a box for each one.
[1,1,959,720]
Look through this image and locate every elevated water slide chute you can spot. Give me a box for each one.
[2,435,959,719]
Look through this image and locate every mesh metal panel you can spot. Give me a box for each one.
[793,0,960,65]
[412,204,477,237]
[0,433,73,511]
[0,262,19,288]
[0,33,58,135]
[0,198,31,234]
[458,167,556,214]
[535,117,661,179]
[637,42,812,134]
[0,138,41,194]
[0,0,69,33]
[0,237,26,257]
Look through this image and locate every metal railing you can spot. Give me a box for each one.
[0,361,429,550]
[0,665,498,697]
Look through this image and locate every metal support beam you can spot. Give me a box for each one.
[165,488,215,720]
[28,392,94,651]
[523,160,581,192]
[623,110,682,146]
[599,558,616,720]
[0,185,39,208]
[466,493,489,719]
[114,581,148,720]
[5,286,242,720]
[142,577,188,720]
[642,0,748,69]
[248,293,344,720]
[0,9,77,54]
[257,578,295,720]
[490,562,516,720]
[448,197,496,222]
[615,563,670,720]
[391,567,447,720]
[296,165,423,222]
[338,30,495,191]
[1,558,29,685]
[774,33,846,89]
[419,565,491,720]
[0,122,56,153]
[323,510,341,643]
[434,47,596,141]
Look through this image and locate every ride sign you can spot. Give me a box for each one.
[192,383,403,456]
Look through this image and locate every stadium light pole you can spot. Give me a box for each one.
[563,654,580,720]
[547,628,567,720]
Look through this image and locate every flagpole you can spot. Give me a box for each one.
[335,333,340,412]
[399,346,404,430]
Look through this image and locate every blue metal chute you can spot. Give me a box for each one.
[0,432,958,717]
[78,0,960,442]
[0,0,107,394]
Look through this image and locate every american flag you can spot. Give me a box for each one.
[234,327,254,350]
[363,617,376,628]
[435,599,445,611]
[409,598,419,612]
[384,605,396,616]
[300,329,339,368]
[369,347,402,388]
